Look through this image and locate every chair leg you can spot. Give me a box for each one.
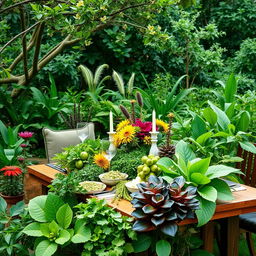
[246,232,256,256]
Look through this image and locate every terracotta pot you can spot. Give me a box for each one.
[0,193,24,208]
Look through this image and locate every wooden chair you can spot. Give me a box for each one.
[236,144,256,256]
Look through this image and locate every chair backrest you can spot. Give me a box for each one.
[236,144,256,186]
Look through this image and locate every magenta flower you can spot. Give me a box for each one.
[20,144,27,148]
[18,131,34,139]
[18,157,25,162]
[133,119,153,140]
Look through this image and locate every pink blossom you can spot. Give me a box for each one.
[20,144,27,148]
[18,131,34,139]
[18,157,25,162]
[133,119,153,140]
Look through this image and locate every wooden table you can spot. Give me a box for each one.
[27,164,256,256]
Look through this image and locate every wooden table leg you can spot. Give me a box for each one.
[219,216,239,256]
[202,221,215,252]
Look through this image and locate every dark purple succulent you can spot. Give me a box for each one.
[131,176,200,237]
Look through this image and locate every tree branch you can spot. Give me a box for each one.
[0,76,19,84]
[20,7,29,82]
[0,21,41,54]
[9,27,38,71]
[32,22,45,76]
[0,0,35,14]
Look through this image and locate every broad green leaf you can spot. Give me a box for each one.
[0,197,7,212]
[195,197,216,227]
[190,173,211,185]
[208,101,230,131]
[175,140,196,163]
[189,157,211,175]
[28,196,47,222]
[225,102,235,119]
[56,204,73,229]
[40,223,50,237]
[198,186,217,202]
[0,120,8,145]
[35,240,57,256]
[22,223,43,237]
[224,73,237,103]
[237,111,250,132]
[44,194,64,222]
[210,179,234,201]
[196,132,213,145]
[206,165,242,179]
[239,141,256,154]
[157,157,174,172]
[191,115,207,139]
[55,230,70,245]
[72,220,91,243]
[156,240,171,256]
[10,201,25,217]
[132,233,152,253]
[203,108,217,126]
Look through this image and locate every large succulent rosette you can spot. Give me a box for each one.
[131,176,200,237]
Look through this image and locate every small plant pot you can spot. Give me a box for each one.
[0,193,24,208]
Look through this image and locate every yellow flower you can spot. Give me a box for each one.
[94,153,110,169]
[84,40,92,46]
[156,119,169,133]
[119,125,136,144]
[100,16,107,22]
[143,136,151,145]
[113,133,122,147]
[116,120,130,131]
[76,0,84,7]
[74,13,81,19]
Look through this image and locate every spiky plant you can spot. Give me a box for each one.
[131,176,199,237]
[112,71,135,98]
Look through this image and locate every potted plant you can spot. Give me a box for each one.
[0,165,24,206]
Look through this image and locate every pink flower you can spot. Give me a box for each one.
[18,131,34,139]
[18,157,25,162]
[20,144,27,148]
[133,119,153,140]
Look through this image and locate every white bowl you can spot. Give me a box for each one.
[99,173,128,186]
[79,181,106,194]
[125,181,139,193]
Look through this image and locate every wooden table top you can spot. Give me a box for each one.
[28,164,256,225]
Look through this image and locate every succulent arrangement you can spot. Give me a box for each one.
[131,175,199,236]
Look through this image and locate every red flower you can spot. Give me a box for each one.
[18,131,34,139]
[20,144,27,148]
[0,166,23,176]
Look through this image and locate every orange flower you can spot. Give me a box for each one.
[94,153,110,169]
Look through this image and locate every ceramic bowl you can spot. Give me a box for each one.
[99,173,128,186]
[125,181,139,193]
[79,181,106,194]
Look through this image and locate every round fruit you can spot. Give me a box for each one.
[137,165,144,172]
[148,155,155,159]
[149,172,156,177]
[141,156,148,164]
[75,160,84,169]
[151,165,158,172]
[80,151,89,160]
[142,166,150,174]
[62,151,69,157]
[146,159,153,166]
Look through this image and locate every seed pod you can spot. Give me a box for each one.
[119,105,131,120]
[136,92,143,108]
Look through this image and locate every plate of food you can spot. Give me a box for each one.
[99,171,128,186]
[125,177,141,193]
[79,181,107,194]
